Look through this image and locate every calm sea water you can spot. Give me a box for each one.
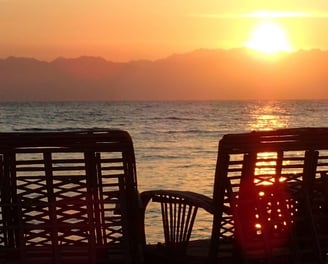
[0,100,327,242]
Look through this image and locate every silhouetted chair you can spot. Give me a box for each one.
[0,129,218,264]
[141,190,214,263]
[0,130,145,264]
[208,127,328,263]
[3,128,328,264]
[141,128,328,263]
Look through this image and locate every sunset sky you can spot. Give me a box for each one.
[2,1,328,62]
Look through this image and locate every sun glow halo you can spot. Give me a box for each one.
[246,22,292,55]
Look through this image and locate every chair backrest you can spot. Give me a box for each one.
[209,127,328,263]
[0,130,143,264]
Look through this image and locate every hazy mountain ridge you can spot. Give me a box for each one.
[1,49,328,101]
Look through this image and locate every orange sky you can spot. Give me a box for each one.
[2,1,328,61]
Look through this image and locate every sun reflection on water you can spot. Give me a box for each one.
[247,101,290,131]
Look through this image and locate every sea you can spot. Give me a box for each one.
[0,100,328,243]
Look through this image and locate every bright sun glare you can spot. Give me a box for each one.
[246,22,293,55]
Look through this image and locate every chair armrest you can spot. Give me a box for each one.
[141,189,232,215]
[141,189,214,214]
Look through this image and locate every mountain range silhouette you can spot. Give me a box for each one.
[0,48,327,101]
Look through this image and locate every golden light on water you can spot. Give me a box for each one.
[251,114,284,130]
[247,102,290,131]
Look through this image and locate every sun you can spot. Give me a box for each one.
[246,22,293,55]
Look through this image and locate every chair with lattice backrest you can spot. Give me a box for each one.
[208,127,328,264]
[0,130,144,264]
